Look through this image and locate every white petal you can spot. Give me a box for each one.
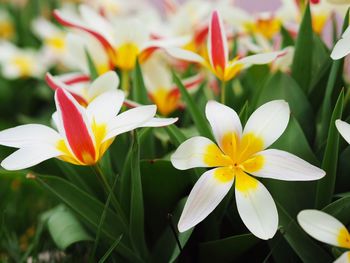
[171,136,219,170]
[331,38,350,60]
[140,117,178,127]
[1,145,61,171]
[164,47,206,64]
[336,120,350,144]
[243,100,290,149]
[252,149,325,181]
[178,168,234,232]
[0,124,61,148]
[88,71,119,100]
[205,100,242,149]
[297,210,349,248]
[235,176,278,240]
[104,105,156,141]
[334,252,350,263]
[234,51,284,69]
[87,90,125,124]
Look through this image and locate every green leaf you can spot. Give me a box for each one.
[291,3,313,93]
[173,73,213,140]
[45,205,93,250]
[323,195,350,225]
[277,202,331,263]
[315,11,348,148]
[315,90,344,208]
[32,174,141,263]
[151,198,193,263]
[132,60,150,104]
[98,235,123,263]
[256,71,314,138]
[281,25,294,48]
[85,49,99,80]
[129,131,148,258]
[163,124,187,147]
[198,233,260,263]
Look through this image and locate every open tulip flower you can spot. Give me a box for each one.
[165,10,285,82]
[171,100,325,239]
[53,5,188,72]
[298,210,350,262]
[0,75,176,170]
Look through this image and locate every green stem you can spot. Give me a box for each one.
[121,70,130,93]
[220,80,226,104]
[92,165,128,229]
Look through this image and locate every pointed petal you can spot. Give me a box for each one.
[164,47,206,64]
[88,71,120,101]
[251,149,325,181]
[104,105,156,141]
[234,51,284,69]
[1,145,61,171]
[0,124,60,148]
[208,10,228,72]
[53,9,114,53]
[171,136,231,170]
[178,168,234,232]
[243,100,290,149]
[205,100,242,150]
[235,172,278,240]
[334,252,350,263]
[336,120,350,144]
[55,88,96,164]
[331,37,350,60]
[140,117,178,127]
[87,90,125,125]
[46,73,88,106]
[297,210,350,248]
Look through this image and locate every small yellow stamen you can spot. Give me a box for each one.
[203,144,232,167]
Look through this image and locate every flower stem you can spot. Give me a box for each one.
[92,164,128,229]
[121,70,129,93]
[220,80,226,104]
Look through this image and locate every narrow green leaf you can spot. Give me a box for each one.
[32,174,141,263]
[198,233,260,263]
[323,195,350,225]
[132,59,150,104]
[277,202,331,263]
[151,198,193,263]
[315,11,349,148]
[173,73,213,140]
[315,90,344,208]
[164,124,187,147]
[281,26,294,48]
[85,48,99,80]
[46,205,93,250]
[98,235,123,263]
[130,131,148,258]
[291,3,313,93]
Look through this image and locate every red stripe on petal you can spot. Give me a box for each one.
[53,10,115,57]
[208,10,227,72]
[63,74,90,85]
[46,73,88,106]
[55,88,96,164]
[194,25,209,46]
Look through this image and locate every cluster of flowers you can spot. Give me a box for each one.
[1,0,350,254]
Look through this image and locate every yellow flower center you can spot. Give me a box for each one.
[338,227,350,249]
[245,17,281,39]
[205,132,265,191]
[112,42,139,71]
[0,20,14,39]
[55,121,114,166]
[11,56,32,77]
[45,35,66,52]
[152,88,179,116]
